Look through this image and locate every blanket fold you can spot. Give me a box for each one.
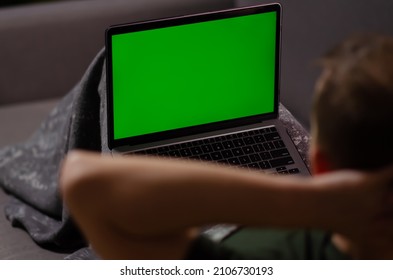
[0,49,105,251]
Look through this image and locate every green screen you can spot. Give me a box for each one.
[112,11,277,140]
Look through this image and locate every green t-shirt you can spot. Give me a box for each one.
[188,228,349,260]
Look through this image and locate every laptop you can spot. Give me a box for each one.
[105,3,310,176]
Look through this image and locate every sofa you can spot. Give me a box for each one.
[1,0,392,259]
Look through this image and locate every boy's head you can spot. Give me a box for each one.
[310,34,393,173]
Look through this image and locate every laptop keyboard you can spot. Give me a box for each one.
[133,126,300,175]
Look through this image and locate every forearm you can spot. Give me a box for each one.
[61,151,327,235]
[138,164,322,232]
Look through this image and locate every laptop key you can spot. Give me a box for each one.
[242,146,254,154]
[239,155,251,164]
[244,137,255,145]
[211,152,223,161]
[221,150,234,159]
[269,156,295,168]
[233,139,245,147]
[276,167,287,172]
[228,157,240,165]
[258,128,268,134]
[223,141,234,149]
[273,140,285,149]
[180,143,189,149]
[253,135,265,143]
[253,143,265,152]
[201,144,213,153]
[265,132,281,141]
[259,161,271,169]
[232,148,244,156]
[180,148,192,157]
[270,148,290,158]
[190,147,203,155]
[249,153,262,162]
[288,168,300,174]
[212,143,224,151]
[263,142,275,151]
[260,152,272,160]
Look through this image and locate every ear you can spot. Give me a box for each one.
[310,144,332,175]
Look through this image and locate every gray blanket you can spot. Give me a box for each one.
[0,49,310,259]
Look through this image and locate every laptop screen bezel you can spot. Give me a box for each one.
[106,3,282,149]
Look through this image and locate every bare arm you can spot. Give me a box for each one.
[60,151,393,259]
[61,151,320,234]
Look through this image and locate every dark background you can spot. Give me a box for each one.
[237,0,393,129]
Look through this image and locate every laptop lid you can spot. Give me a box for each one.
[106,4,281,150]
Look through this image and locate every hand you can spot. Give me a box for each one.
[312,166,393,258]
